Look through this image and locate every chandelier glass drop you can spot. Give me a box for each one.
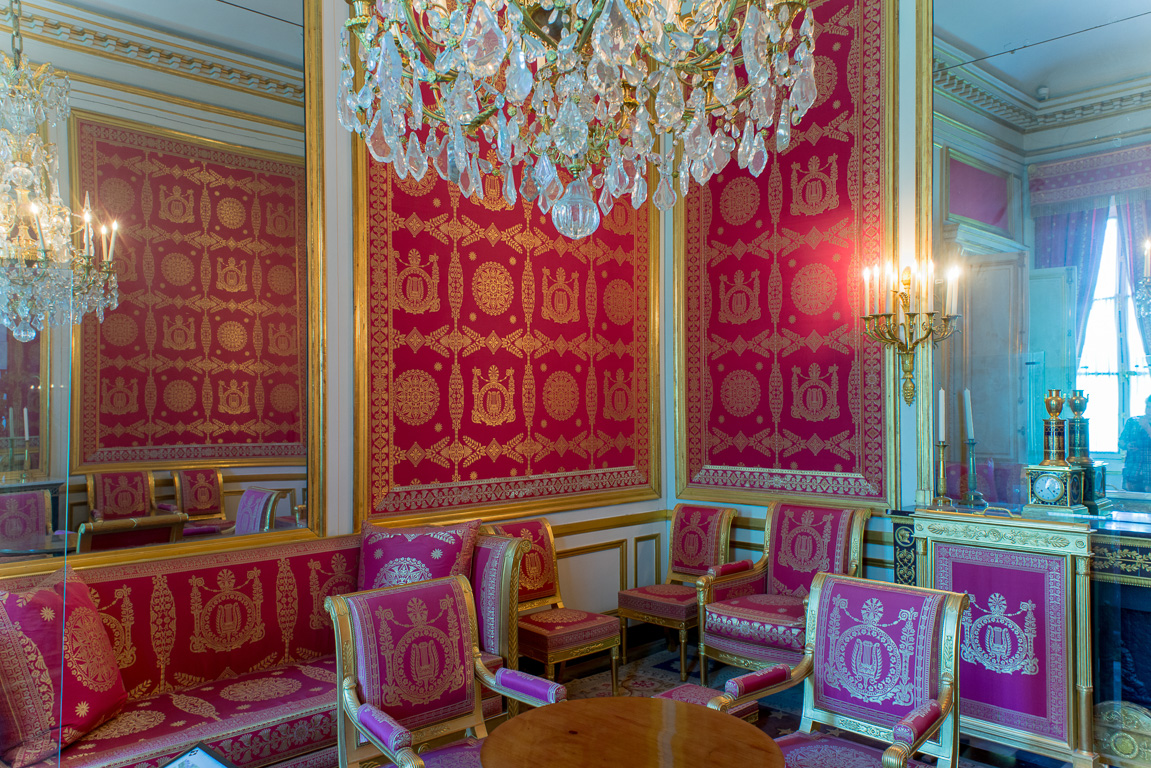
[0,0,118,341]
[338,0,817,239]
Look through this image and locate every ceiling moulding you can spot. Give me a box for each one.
[2,5,302,105]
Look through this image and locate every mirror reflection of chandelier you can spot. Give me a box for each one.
[0,0,118,341]
[338,0,817,239]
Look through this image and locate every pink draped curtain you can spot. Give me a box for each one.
[1033,208,1110,358]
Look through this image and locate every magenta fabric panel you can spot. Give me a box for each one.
[669,505,732,575]
[0,491,49,540]
[488,520,558,603]
[710,559,753,578]
[767,505,855,597]
[421,739,483,768]
[234,489,278,536]
[47,657,338,768]
[811,577,944,729]
[1029,142,1151,210]
[725,664,791,698]
[495,668,565,704]
[618,584,697,621]
[893,699,943,744]
[358,519,480,591]
[345,577,475,729]
[704,595,806,651]
[933,543,1067,741]
[356,704,413,752]
[90,472,153,521]
[654,684,758,719]
[88,526,176,551]
[518,608,618,654]
[175,469,223,517]
[948,157,1010,232]
[776,731,934,768]
[470,534,516,657]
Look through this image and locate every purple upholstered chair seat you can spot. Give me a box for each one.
[518,608,619,654]
[182,518,236,537]
[776,732,934,768]
[704,593,806,651]
[655,683,759,721]
[420,738,483,768]
[617,583,697,621]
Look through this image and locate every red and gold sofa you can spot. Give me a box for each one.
[0,530,525,768]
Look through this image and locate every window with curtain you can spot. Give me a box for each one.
[1078,214,1151,454]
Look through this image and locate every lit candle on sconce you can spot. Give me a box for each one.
[108,221,119,264]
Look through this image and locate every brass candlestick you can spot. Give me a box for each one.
[933,440,952,506]
[1041,389,1068,466]
[961,438,986,507]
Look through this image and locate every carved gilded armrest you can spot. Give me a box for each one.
[473,650,565,707]
[707,655,813,713]
[695,556,768,606]
[342,677,424,768]
[881,685,954,768]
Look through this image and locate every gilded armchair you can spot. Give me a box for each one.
[171,468,236,536]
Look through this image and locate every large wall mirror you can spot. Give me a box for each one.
[932,1,1151,506]
[0,0,324,566]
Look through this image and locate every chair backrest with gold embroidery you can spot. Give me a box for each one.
[172,468,226,520]
[0,489,51,542]
[667,503,737,582]
[234,487,282,536]
[486,519,561,610]
[334,575,483,732]
[86,471,158,522]
[801,573,966,760]
[765,502,869,598]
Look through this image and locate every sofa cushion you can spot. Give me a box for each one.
[704,594,806,651]
[358,520,481,591]
[518,608,618,655]
[1,568,127,767]
[618,584,697,622]
[39,657,339,768]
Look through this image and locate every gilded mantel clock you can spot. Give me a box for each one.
[1022,390,1089,516]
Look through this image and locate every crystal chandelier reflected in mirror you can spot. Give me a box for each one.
[0,0,118,341]
[338,0,817,239]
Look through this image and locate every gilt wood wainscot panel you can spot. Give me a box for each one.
[677,0,895,504]
[356,162,658,519]
[71,112,307,470]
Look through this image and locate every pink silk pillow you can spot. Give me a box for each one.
[358,519,482,591]
[0,568,128,767]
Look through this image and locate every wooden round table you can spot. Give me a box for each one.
[481,697,784,767]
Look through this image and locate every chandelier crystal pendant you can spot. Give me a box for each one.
[0,0,118,341]
[338,0,817,239]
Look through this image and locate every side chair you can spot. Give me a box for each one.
[712,572,969,768]
[233,487,286,535]
[697,500,869,685]
[617,503,737,681]
[171,468,236,536]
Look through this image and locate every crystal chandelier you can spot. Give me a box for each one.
[338,0,817,239]
[0,0,118,341]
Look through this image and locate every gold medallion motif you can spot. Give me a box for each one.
[88,710,165,741]
[270,383,299,413]
[101,314,138,347]
[393,251,440,314]
[189,568,266,653]
[158,185,195,223]
[265,202,294,238]
[99,177,136,217]
[778,509,833,575]
[377,596,466,707]
[160,253,195,286]
[267,264,296,295]
[718,270,761,325]
[91,586,136,670]
[163,381,197,413]
[63,606,121,692]
[541,267,581,323]
[960,592,1038,675]
[602,369,633,421]
[186,474,218,509]
[518,529,554,592]
[530,608,588,625]
[101,377,139,415]
[218,379,251,415]
[790,155,840,216]
[719,177,760,226]
[790,363,840,422]
[602,278,634,325]
[395,370,440,426]
[267,322,297,357]
[827,595,917,705]
[216,197,246,229]
[101,475,145,518]
[217,321,248,352]
[791,263,837,316]
[215,257,249,292]
[720,370,761,418]
[161,315,198,351]
[542,371,579,422]
[472,262,515,316]
[220,677,301,702]
[471,366,516,426]
[672,510,708,567]
[308,555,356,631]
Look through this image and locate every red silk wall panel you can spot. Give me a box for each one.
[73,114,306,469]
[362,161,656,516]
[679,0,891,503]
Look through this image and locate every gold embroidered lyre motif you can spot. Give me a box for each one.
[602,369,633,422]
[375,595,466,707]
[218,380,250,415]
[158,185,195,223]
[790,155,840,216]
[188,568,265,653]
[471,366,516,426]
[265,202,294,238]
[101,476,146,518]
[393,250,440,314]
[517,528,554,593]
[672,511,708,568]
[215,257,248,292]
[161,315,198,351]
[308,555,356,630]
[718,270,761,325]
[101,377,139,415]
[267,322,298,357]
[541,267,581,323]
[790,363,840,422]
[960,592,1038,675]
[827,595,917,705]
[778,509,834,577]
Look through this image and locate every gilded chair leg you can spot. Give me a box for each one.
[545,662,555,681]
[700,643,709,687]
[619,617,628,665]
[679,628,688,682]
[610,646,619,696]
